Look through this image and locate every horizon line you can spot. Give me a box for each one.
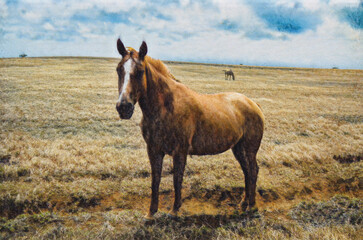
[1,55,361,70]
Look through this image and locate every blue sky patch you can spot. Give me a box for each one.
[155,12,173,21]
[244,29,278,40]
[72,9,131,24]
[218,19,240,33]
[340,4,363,29]
[249,2,322,34]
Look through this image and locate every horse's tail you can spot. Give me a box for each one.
[232,72,235,80]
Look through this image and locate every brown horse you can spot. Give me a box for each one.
[115,39,264,220]
[223,69,235,80]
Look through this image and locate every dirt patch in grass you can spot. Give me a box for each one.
[322,114,363,124]
[0,154,11,165]
[334,153,362,164]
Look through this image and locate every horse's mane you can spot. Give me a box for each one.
[127,47,178,82]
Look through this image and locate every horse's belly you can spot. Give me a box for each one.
[189,145,231,155]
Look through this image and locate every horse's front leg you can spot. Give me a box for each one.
[145,146,165,220]
[169,151,187,217]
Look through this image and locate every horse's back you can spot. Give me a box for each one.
[201,92,263,122]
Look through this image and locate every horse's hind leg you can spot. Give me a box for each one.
[245,151,259,210]
[232,140,249,211]
[232,139,260,211]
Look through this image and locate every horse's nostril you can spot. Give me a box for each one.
[124,102,133,109]
[116,101,134,112]
[116,101,134,119]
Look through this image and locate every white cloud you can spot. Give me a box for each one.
[299,0,325,11]
[23,11,44,22]
[329,0,361,6]
[0,0,8,19]
[180,0,191,7]
[94,0,144,13]
[213,0,265,30]
[43,22,55,31]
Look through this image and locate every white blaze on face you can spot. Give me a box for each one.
[118,59,132,103]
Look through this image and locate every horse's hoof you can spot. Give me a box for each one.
[248,206,258,213]
[167,210,179,219]
[240,201,248,211]
[144,213,155,221]
[245,206,260,218]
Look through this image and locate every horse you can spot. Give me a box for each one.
[115,39,264,220]
[223,69,235,80]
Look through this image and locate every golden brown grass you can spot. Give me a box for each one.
[0,57,362,239]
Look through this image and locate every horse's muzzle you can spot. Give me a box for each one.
[116,102,134,119]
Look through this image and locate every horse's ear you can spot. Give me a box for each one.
[117,38,127,58]
[139,41,147,61]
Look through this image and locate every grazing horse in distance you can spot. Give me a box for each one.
[223,69,235,80]
[115,39,264,220]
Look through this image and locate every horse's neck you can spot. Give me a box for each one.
[139,62,174,119]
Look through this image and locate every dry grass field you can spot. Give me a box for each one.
[0,57,362,239]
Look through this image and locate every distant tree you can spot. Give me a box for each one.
[19,53,27,58]
[332,67,339,69]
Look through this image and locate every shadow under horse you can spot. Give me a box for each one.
[115,39,264,220]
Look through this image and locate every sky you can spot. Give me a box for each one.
[0,0,362,69]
